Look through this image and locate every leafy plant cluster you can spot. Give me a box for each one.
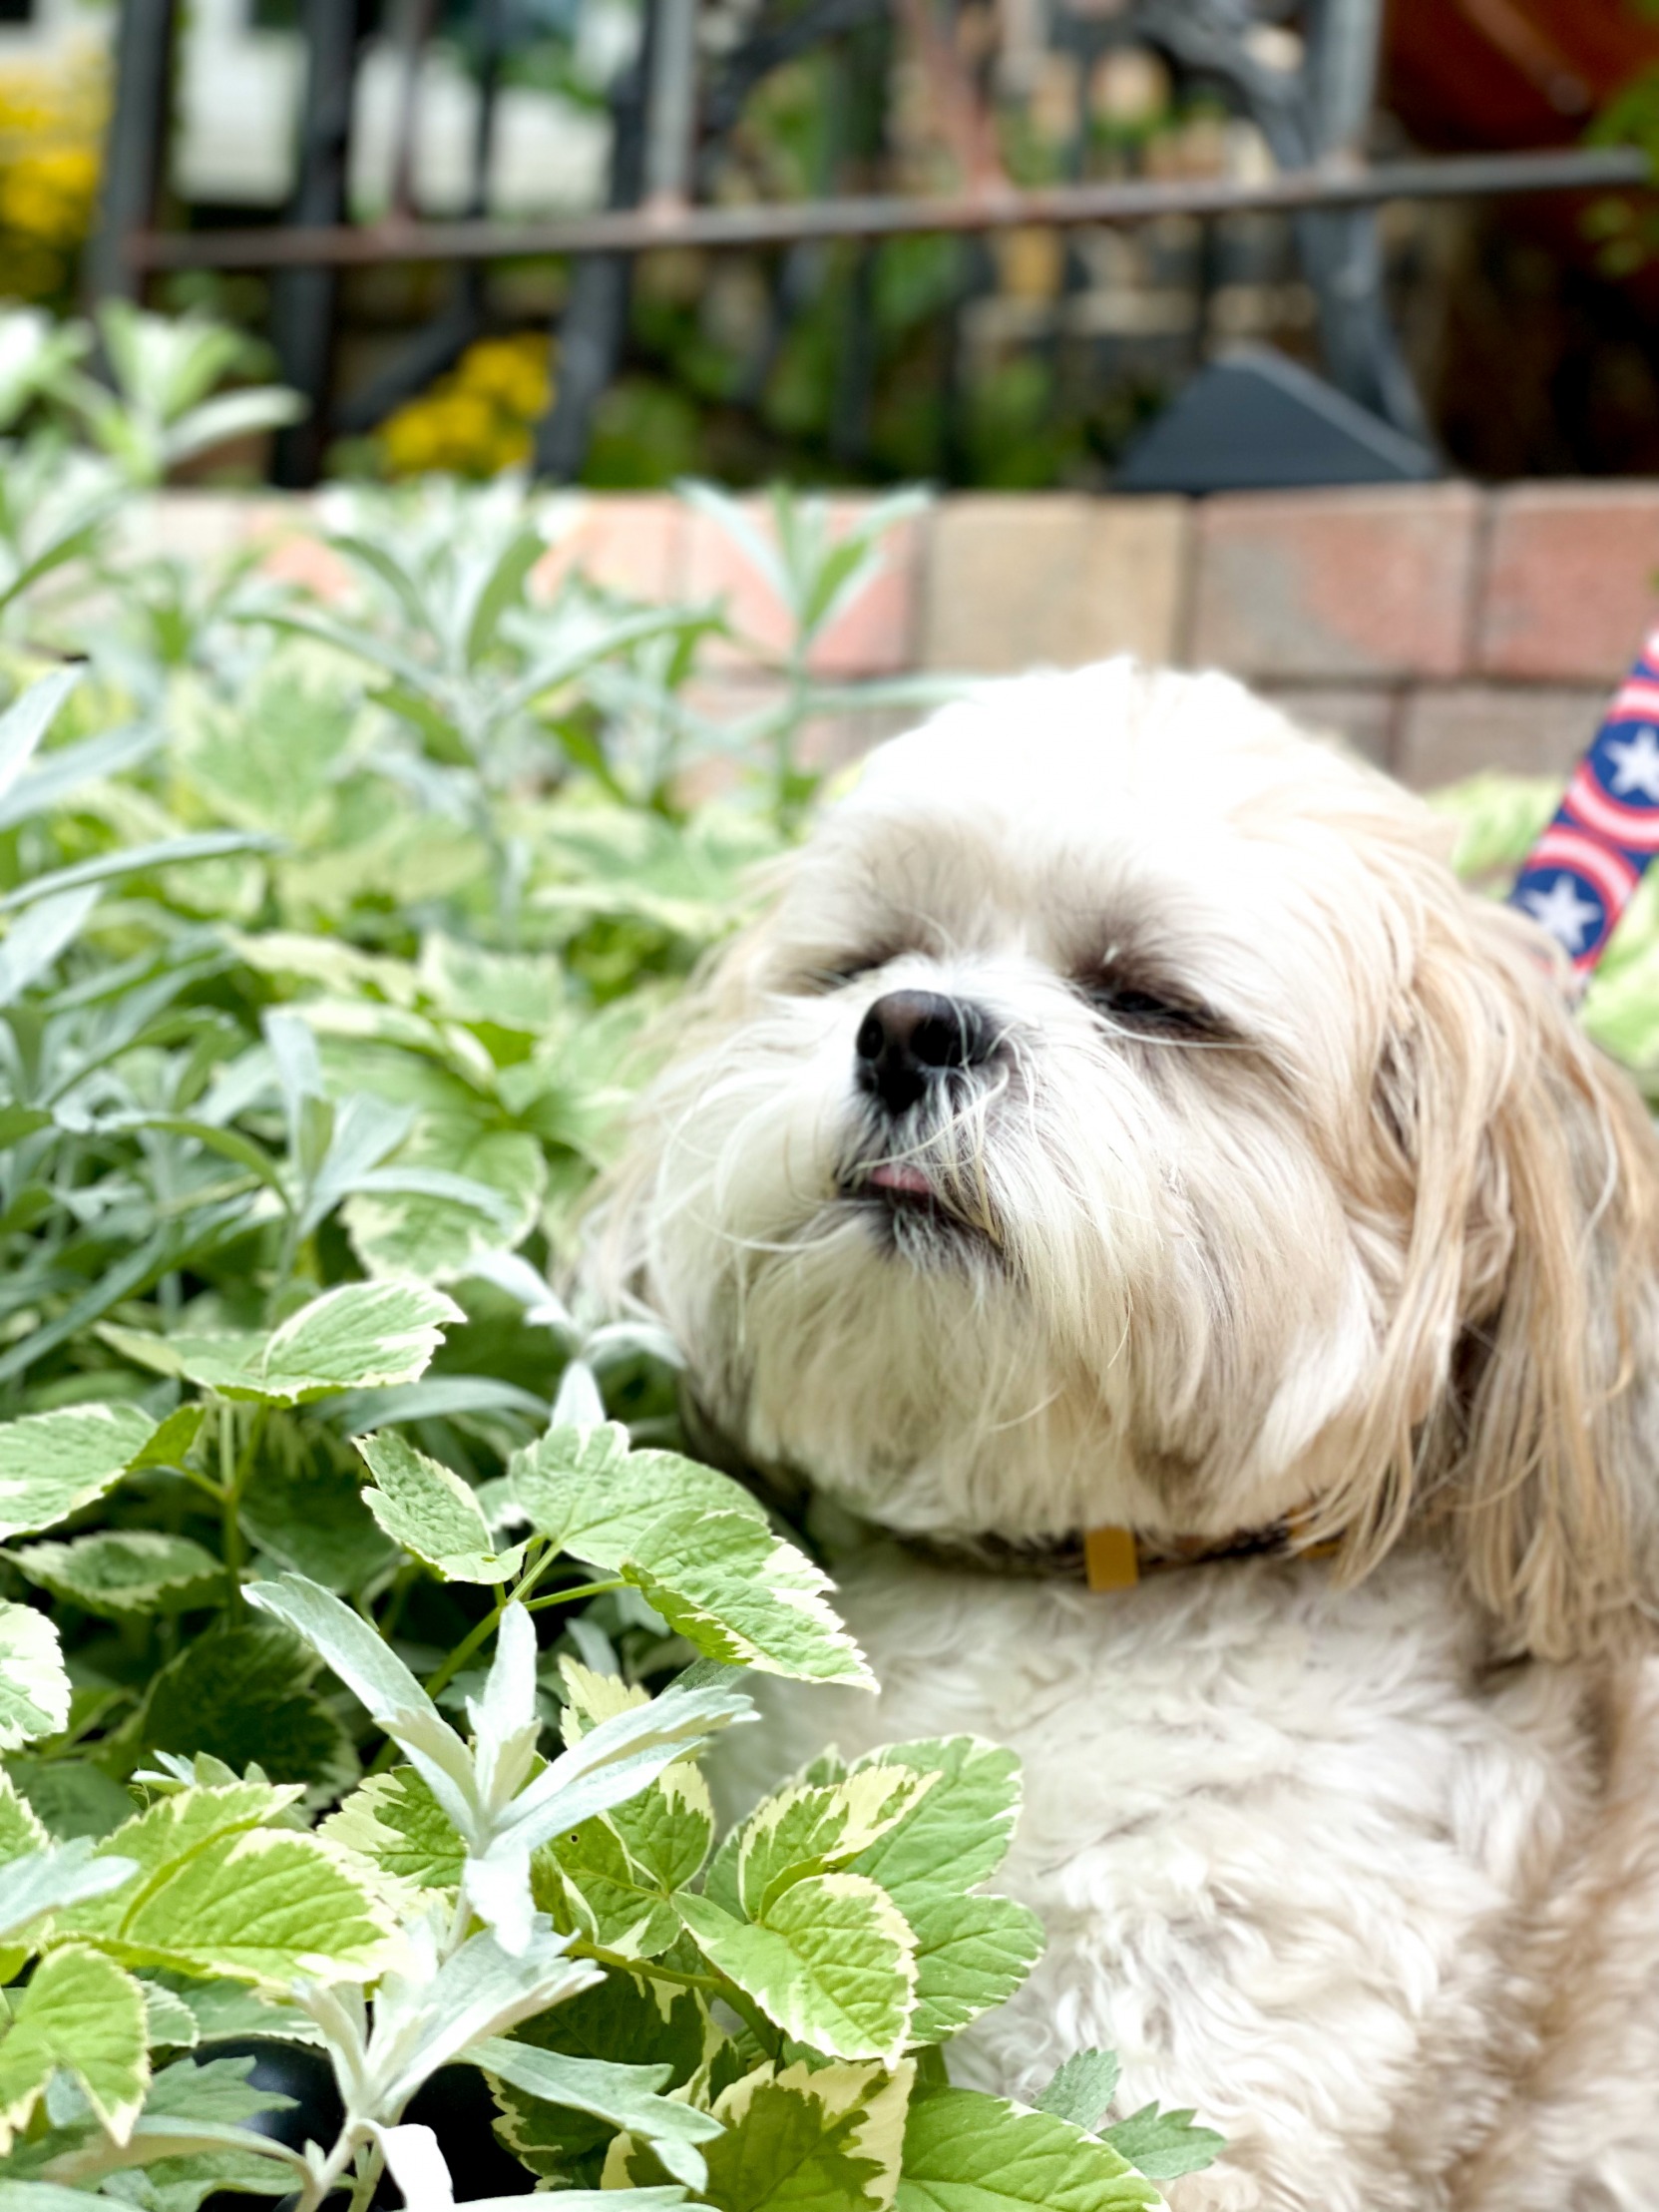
[0,303,1216,2212]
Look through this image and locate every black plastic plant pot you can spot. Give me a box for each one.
[197,2038,535,2210]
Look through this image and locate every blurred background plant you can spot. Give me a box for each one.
[10,0,1659,489]
[0,32,105,312]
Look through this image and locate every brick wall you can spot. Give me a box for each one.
[145,482,1659,789]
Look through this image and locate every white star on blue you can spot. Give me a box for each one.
[1519,872,1603,954]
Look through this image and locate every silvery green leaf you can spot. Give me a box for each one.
[0,1402,178,1542]
[356,1434,525,1586]
[507,1425,766,1560]
[160,1979,320,2048]
[552,1359,604,1426]
[0,305,89,430]
[461,1250,575,1334]
[244,1574,479,1840]
[0,2185,118,2210]
[617,1506,876,1688]
[474,2036,720,2191]
[0,832,275,916]
[372,2120,454,2212]
[139,1982,201,2049]
[500,1679,753,1857]
[0,888,100,1010]
[467,1601,539,1812]
[42,2111,311,2188]
[347,1919,599,2117]
[676,1875,916,2066]
[160,388,305,471]
[0,1603,71,1751]
[10,1532,223,1618]
[0,1943,149,2150]
[675,481,789,604]
[336,1377,550,1436]
[459,1838,536,1958]
[263,1007,324,1126]
[0,666,81,806]
[0,1841,138,1944]
[0,722,160,836]
[582,1320,684,1371]
[135,1281,464,1405]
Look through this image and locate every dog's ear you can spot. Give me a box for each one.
[1323,888,1659,1660]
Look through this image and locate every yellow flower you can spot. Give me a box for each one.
[0,39,107,287]
[381,398,455,473]
[376,333,557,478]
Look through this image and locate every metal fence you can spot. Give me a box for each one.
[85,0,1652,486]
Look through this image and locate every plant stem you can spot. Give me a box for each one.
[571,1939,778,2052]
[217,1401,242,1620]
[343,2140,384,2212]
[365,1549,615,1774]
[217,1401,267,1622]
[524,1579,623,1615]
[419,1544,571,1702]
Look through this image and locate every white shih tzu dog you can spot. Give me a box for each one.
[593,660,1659,2212]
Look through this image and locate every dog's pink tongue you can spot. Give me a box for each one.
[869,1161,932,1194]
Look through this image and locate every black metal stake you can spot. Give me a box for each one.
[84,0,179,308]
[271,0,368,488]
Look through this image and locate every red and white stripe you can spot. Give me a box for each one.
[1528,825,1638,916]
[1564,762,1659,852]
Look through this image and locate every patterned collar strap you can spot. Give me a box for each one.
[1509,631,1659,975]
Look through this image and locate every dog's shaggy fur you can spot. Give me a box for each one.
[593,662,1659,2210]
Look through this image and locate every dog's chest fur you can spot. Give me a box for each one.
[717,1546,1659,2212]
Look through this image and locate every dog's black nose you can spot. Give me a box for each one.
[856,990,992,1113]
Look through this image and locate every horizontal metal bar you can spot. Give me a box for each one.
[128,144,1652,271]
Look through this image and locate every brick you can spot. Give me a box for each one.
[919,495,1187,673]
[257,527,355,603]
[1259,683,1399,770]
[532,494,685,604]
[127,490,306,565]
[682,498,921,676]
[1395,684,1605,790]
[1189,484,1482,681]
[1478,483,1659,682]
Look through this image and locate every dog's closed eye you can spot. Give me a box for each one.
[1074,966,1220,1039]
[788,945,908,993]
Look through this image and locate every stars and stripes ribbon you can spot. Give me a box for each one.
[1509,629,1659,977]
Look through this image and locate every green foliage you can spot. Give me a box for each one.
[0,306,1219,2209]
[1430,771,1659,1094]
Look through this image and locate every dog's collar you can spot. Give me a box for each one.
[902,1516,1341,1591]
